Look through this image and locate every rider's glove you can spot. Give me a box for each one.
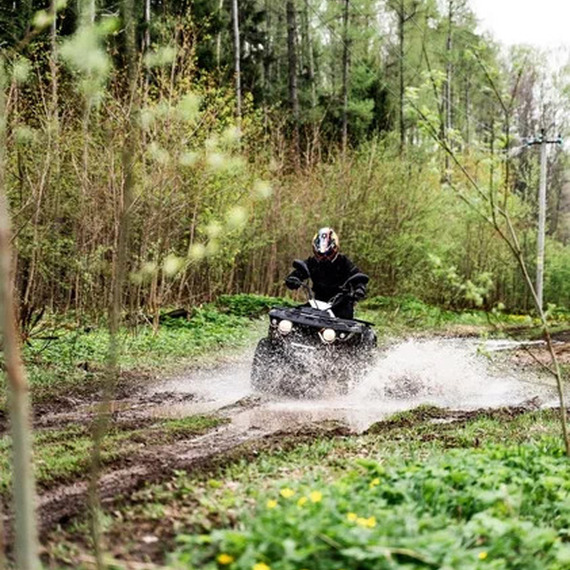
[285,276,302,290]
[353,285,366,301]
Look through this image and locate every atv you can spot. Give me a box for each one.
[251,260,377,397]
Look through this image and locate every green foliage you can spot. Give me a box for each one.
[545,239,570,311]
[359,294,528,332]
[172,439,570,569]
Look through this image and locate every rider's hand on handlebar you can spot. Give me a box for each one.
[353,285,366,300]
[285,276,303,290]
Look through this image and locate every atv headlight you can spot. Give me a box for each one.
[322,328,336,343]
[278,319,293,335]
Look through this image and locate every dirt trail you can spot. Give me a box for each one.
[3,336,566,542]
[36,420,270,534]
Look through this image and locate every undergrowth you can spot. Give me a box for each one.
[168,411,570,570]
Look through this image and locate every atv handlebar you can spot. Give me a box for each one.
[291,266,369,307]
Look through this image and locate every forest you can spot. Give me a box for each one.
[2,0,570,325]
[2,1,570,569]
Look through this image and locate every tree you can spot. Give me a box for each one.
[286,0,300,151]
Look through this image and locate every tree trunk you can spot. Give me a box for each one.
[144,0,151,52]
[302,0,317,110]
[286,0,300,151]
[79,0,96,26]
[216,0,224,70]
[341,0,350,154]
[398,0,405,152]
[263,0,272,129]
[0,59,40,570]
[87,0,135,564]
[232,0,242,121]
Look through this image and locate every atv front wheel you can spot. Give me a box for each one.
[251,338,284,392]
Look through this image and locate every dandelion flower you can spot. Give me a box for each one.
[347,512,358,522]
[217,553,235,565]
[369,477,380,488]
[478,551,488,560]
[266,499,278,509]
[309,491,323,503]
[297,497,307,507]
[280,488,295,499]
[253,563,271,570]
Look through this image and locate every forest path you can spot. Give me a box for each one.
[14,336,567,538]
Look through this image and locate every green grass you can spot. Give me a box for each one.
[165,410,570,570]
[0,415,224,494]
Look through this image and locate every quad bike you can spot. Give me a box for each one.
[251,260,377,397]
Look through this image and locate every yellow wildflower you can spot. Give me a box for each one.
[253,563,270,570]
[369,477,380,488]
[266,499,278,509]
[297,496,307,507]
[217,553,235,565]
[309,491,323,503]
[280,488,295,499]
[478,552,488,560]
[347,512,358,522]
[356,516,376,528]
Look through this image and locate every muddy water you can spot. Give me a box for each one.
[149,338,564,433]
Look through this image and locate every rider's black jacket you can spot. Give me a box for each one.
[286,254,365,303]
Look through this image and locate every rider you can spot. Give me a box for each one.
[285,227,366,319]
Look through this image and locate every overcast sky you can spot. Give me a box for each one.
[469,0,570,49]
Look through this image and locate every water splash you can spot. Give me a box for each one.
[353,338,535,407]
[149,337,560,433]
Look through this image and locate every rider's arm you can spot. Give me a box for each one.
[343,256,367,299]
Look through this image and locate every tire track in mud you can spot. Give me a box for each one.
[33,421,273,535]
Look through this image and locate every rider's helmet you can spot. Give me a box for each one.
[312,227,339,261]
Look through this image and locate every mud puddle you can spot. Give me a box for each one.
[148,337,563,433]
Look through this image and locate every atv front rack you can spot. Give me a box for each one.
[269,307,368,334]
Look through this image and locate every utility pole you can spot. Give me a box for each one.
[526,129,563,310]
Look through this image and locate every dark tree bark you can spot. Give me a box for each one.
[286,0,300,149]
[302,0,317,110]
